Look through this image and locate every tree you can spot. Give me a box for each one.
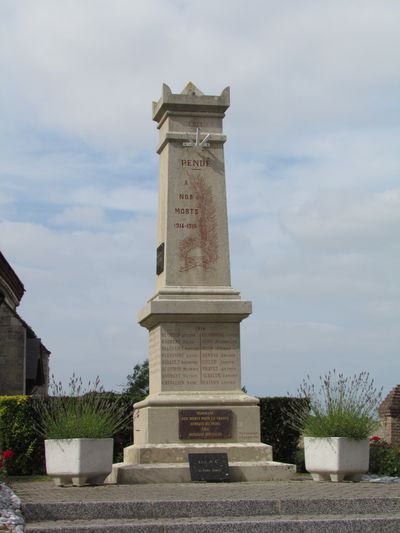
[123,359,149,403]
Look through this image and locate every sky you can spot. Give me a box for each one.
[1,0,399,398]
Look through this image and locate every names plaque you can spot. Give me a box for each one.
[156,322,241,393]
[179,409,233,440]
[188,453,230,482]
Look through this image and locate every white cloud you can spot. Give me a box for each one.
[0,1,399,397]
[71,185,157,214]
[51,206,106,227]
[1,218,154,389]
[284,187,400,249]
[1,1,399,152]
[0,191,12,206]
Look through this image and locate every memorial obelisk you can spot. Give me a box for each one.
[113,83,294,483]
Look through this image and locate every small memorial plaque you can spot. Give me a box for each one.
[156,242,164,275]
[179,409,233,440]
[188,453,230,482]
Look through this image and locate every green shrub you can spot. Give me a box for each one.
[34,375,130,440]
[101,393,133,462]
[287,370,382,439]
[0,391,133,475]
[0,396,45,475]
[259,397,307,464]
[294,446,306,473]
[369,439,400,476]
[123,360,149,403]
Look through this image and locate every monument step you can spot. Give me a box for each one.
[16,479,400,533]
[111,460,295,484]
[25,513,400,533]
[21,490,400,533]
[123,442,273,464]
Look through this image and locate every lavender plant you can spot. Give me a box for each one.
[34,374,129,439]
[288,370,383,440]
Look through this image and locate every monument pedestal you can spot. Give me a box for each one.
[112,291,295,483]
[112,84,295,483]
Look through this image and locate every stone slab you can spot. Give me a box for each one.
[111,461,295,484]
[134,392,259,408]
[14,479,400,505]
[15,478,400,533]
[24,516,400,533]
[138,300,252,330]
[132,404,262,445]
[148,322,241,394]
[123,443,272,464]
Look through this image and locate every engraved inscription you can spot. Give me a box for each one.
[181,159,210,168]
[189,453,230,482]
[160,323,240,391]
[149,327,161,393]
[170,152,219,273]
[188,118,203,128]
[177,173,218,272]
[179,409,233,439]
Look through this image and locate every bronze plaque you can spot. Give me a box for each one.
[179,409,233,440]
[156,242,164,275]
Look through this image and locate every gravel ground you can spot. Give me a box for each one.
[0,484,25,533]
[361,474,400,483]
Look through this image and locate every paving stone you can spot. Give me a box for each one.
[10,479,400,533]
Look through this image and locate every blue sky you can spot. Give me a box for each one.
[1,0,399,396]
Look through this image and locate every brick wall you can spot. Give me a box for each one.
[379,385,400,446]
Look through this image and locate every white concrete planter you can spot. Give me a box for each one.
[45,438,113,486]
[304,437,369,482]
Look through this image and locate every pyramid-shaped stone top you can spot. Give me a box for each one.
[379,384,400,417]
[181,82,204,96]
[152,82,230,123]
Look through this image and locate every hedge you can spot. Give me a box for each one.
[1,394,305,475]
[369,439,400,476]
[0,394,133,475]
[0,396,44,475]
[259,396,307,464]
[103,393,133,462]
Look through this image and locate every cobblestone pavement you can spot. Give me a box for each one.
[10,479,400,504]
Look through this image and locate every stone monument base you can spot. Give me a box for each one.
[123,442,273,464]
[131,394,264,444]
[111,458,295,484]
[108,391,296,484]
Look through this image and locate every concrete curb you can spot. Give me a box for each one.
[22,496,400,522]
[13,480,400,533]
[25,514,400,533]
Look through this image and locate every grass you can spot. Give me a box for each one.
[34,375,130,440]
[288,370,383,440]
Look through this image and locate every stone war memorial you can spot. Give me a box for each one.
[112,83,295,483]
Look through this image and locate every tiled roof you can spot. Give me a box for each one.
[0,250,25,302]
